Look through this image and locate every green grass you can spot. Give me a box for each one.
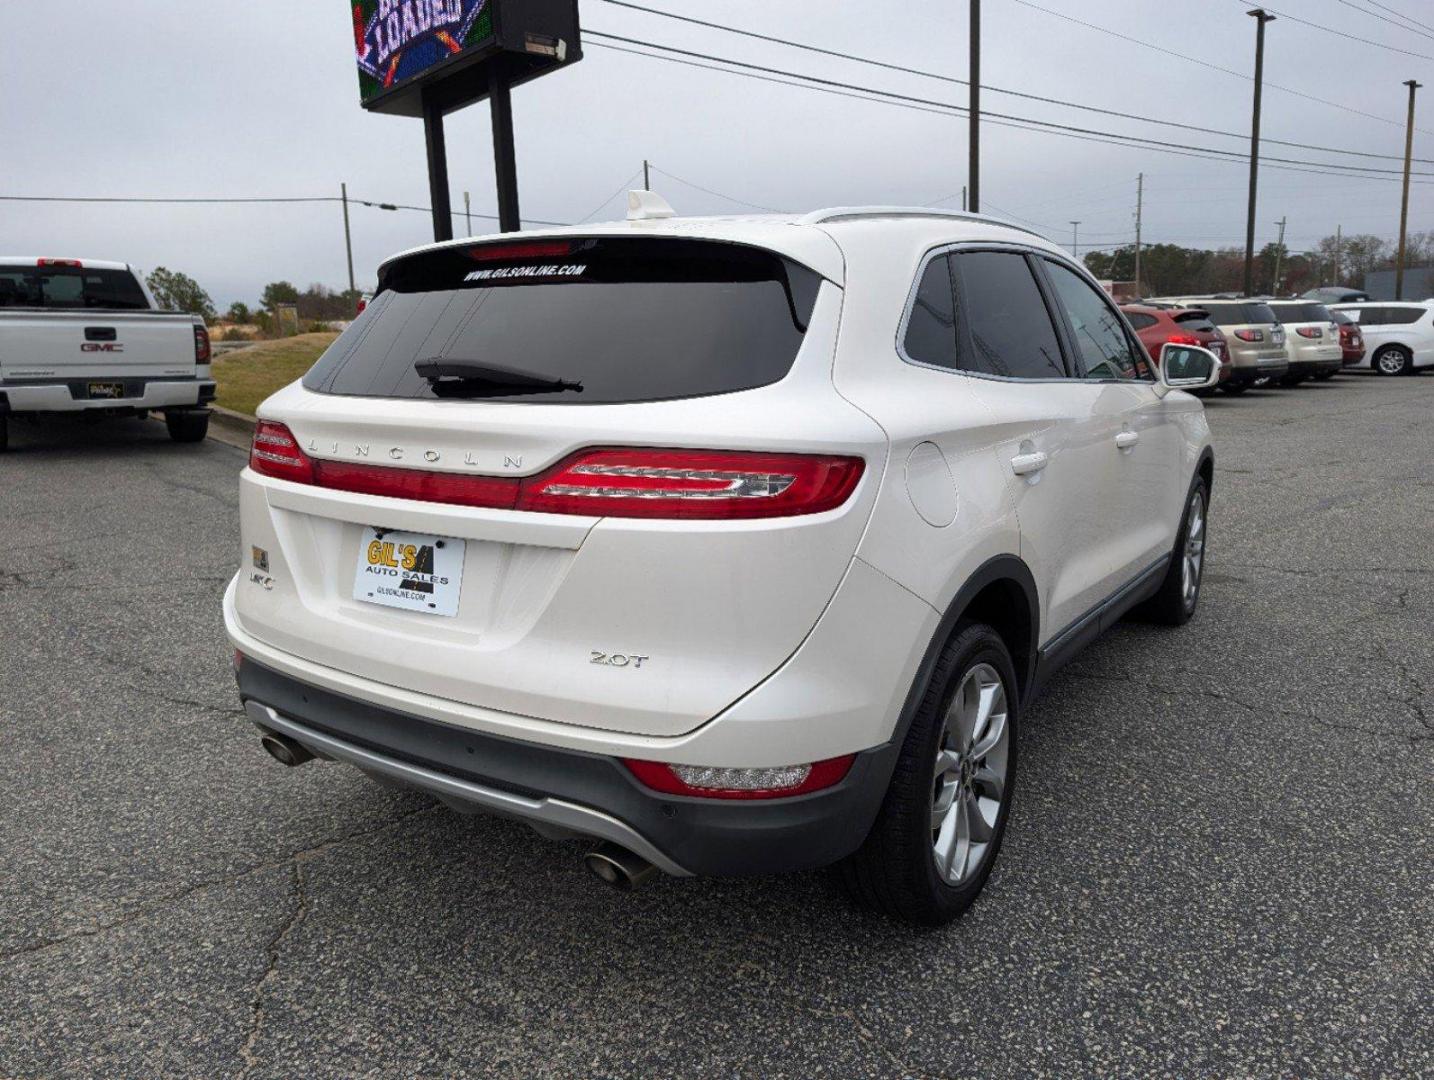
[211,332,339,417]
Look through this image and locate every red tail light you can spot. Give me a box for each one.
[1166,333,1201,346]
[37,258,82,268]
[194,325,211,363]
[520,448,864,519]
[249,421,315,485]
[1233,329,1265,342]
[245,434,865,520]
[1296,326,1322,339]
[356,296,368,315]
[622,755,856,800]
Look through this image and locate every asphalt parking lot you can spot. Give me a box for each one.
[1,374,1430,1079]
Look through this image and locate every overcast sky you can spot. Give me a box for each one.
[3,0,1430,305]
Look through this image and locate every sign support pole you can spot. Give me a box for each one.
[490,60,521,232]
[422,88,454,243]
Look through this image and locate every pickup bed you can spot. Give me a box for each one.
[0,257,215,449]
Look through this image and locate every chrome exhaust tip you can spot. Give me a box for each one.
[260,731,315,768]
[584,842,658,891]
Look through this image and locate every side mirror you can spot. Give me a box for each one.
[1158,343,1221,392]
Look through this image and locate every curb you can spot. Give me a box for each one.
[208,405,256,451]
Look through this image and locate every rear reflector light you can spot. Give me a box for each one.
[249,421,315,485]
[194,325,211,363]
[468,240,573,262]
[1296,326,1322,338]
[246,431,865,520]
[622,755,856,800]
[1234,329,1264,342]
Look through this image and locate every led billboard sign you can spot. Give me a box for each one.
[351,0,581,116]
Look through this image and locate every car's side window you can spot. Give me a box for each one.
[1384,306,1424,325]
[1042,260,1148,380]
[949,251,1067,379]
[1356,307,1384,326]
[902,255,959,369]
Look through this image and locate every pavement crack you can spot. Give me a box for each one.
[239,862,308,1077]
[0,803,440,967]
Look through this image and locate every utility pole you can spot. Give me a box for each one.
[968,0,980,213]
[464,190,472,236]
[1396,79,1422,300]
[1069,220,1081,260]
[1334,224,1342,284]
[1133,172,1144,295]
[643,159,650,190]
[340,182,355,294]
[1243,8,1275,297]
[962,186,967,212]
[1272,216,1287,294]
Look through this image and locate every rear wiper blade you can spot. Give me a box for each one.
[414,357,583,393]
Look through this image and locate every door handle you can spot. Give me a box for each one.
[1115,431,1140,450]
[1011,451,1049,476]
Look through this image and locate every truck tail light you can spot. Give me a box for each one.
[194,325,212,363]
[247,436,863,520]
[37,258,82,268]
[1233,329,1265,342]
[519,448,864,519]
[249,421,315,485]
[622,755,856,800]
[1296,327,1322,339]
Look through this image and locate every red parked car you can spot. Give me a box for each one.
[1120,304,1233,387]
[1329,309,1365,367]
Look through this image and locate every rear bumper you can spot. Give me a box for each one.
[0,377,214,413]
[237,658,895,877]
[1227,358,1288,384]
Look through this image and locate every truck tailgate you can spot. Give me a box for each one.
[0,311,197,380]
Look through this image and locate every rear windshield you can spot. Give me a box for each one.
[1268,303,1331,323]
[1199,302,1278,326]
[302,238,822,405]
[0,264,149,310]
[1171,310,1217,332]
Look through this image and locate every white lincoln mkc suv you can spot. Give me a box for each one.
[225,197,1219,925]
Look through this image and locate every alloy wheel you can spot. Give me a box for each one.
[1377,348,1407,375]
[931,663,1010,885]
[1182,490,1206,609]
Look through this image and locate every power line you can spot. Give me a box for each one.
[585,32,1434,182]
[575,170,643,223]
[1363,0,1434,36]
[1010,0,1434,136]
[1235,1,1434,61]
[650,165,782,211]
[0,192,569,227]
[1332,0,1434,43]
[598,0,1431,164]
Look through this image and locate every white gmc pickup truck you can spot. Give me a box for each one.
[0,257,216,450]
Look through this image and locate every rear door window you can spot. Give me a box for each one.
[948,251,1067,379]
[1382,306,1426,325]
[303,238,822,405]
[1172,311,1218,333]
[1124,312,1157,330]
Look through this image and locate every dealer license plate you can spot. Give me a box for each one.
[353,527,465,617]
[88,382,124,398]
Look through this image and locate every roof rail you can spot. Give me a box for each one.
[797,206,1044,238]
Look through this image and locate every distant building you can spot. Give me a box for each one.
[1363,266,1434,301]
[1097,280,1141,301]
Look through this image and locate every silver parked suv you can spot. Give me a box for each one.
[1151,298,1288,394]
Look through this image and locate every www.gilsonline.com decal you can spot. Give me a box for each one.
[354,0,490,92]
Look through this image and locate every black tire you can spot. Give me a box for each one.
[0,414,8,452]
[838,621,1019,926]
[1138,477,1209,627]
[1372,345,1411,376]
[1221,382,1249,396]
[165,410,210,443]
